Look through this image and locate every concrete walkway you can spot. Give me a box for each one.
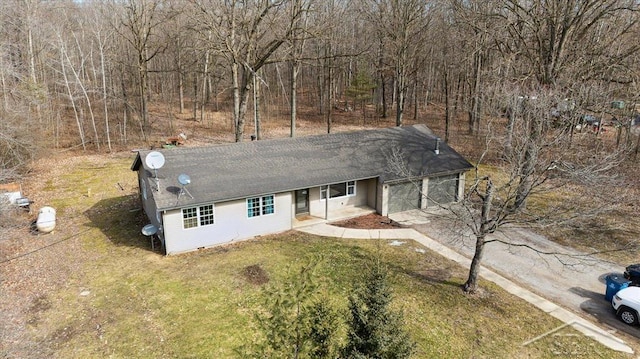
[297,223,634,354]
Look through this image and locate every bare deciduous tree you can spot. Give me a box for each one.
[471,97,624,293]
[500,0,640,86]
[287,0,313,138]
[192,0,306,142]
[391,87,627,293]
[110,0,172,138]
[362,0,429,127]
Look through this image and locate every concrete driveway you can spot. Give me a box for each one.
[390,209,640,342]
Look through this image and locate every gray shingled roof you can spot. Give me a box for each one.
[131,124,473,211]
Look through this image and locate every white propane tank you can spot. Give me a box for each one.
[36,206,56,233]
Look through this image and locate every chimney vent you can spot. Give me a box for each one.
[434,138,441,155]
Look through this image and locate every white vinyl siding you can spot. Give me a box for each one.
[163,193,293,255]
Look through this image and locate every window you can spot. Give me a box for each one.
[247,195,275,217]
[199,205,215,225]
[347,181,356,195]
[182,204,215,229]
[182,207,198,229]
[321,181,356,199]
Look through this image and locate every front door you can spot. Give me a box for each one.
[295,189,309,215]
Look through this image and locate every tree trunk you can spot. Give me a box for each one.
[464,235,486,293]
[412,79,418,121]
[235,70,252,142]
[464,177,494,293]
[121,63,131,144]
[99,42,111,152]
[444,67,451,143]
[232,60,240,139]
[324,39,333,134]
[0,70,8,111]
[66,49,99,150]
[326,61,333,134]
[395,70,405,127]
[381,74,387,118]
[290,59,298,137]
[514,114,541,210]
[317,57,324,115]
[138,50,149,134]
[178,55,184,114]
[255,73,262,140]
[504,108,515,157]
[469,49,482,134]
[200,45,210,123]
[60,43,85,151]
[192,72,198,121]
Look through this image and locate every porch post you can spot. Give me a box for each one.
[324,184,330,220]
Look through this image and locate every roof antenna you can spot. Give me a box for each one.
[177,174,194,200]
[145,151,165,191]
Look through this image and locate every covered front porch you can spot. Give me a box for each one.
[292,205,376,229]
[291,178,379,229]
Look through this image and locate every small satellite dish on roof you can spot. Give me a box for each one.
[177,173,194,200]
[145,151,165,192]
[145,151,165,169]
[178,174,191,186]
[141,224,158,251]
[178,173,191,186]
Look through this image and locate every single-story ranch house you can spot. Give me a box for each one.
[131,124,473,255]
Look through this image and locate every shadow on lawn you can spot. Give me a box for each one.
[84,194,157,253]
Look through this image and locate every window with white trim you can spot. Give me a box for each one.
[247,195,275,217]
[321,181,356,200]
[182,204,215,229]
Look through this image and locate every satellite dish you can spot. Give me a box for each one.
[178,174,191,186]
[145,151,165,169]
[141,224,158,251]
[177,173,194,199]
[141,223,158,236]
[145,151,165,192]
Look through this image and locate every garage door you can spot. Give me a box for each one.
[426,174,458,207]
[388,181,421,214]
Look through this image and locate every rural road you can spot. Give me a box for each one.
[391,210,640,342]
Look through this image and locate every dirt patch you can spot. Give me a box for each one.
[50,325,78,346]
[26,294,52,326]
[241,264,270,285]
[331,213,402,230]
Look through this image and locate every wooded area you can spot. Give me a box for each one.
[1,0,640,177]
